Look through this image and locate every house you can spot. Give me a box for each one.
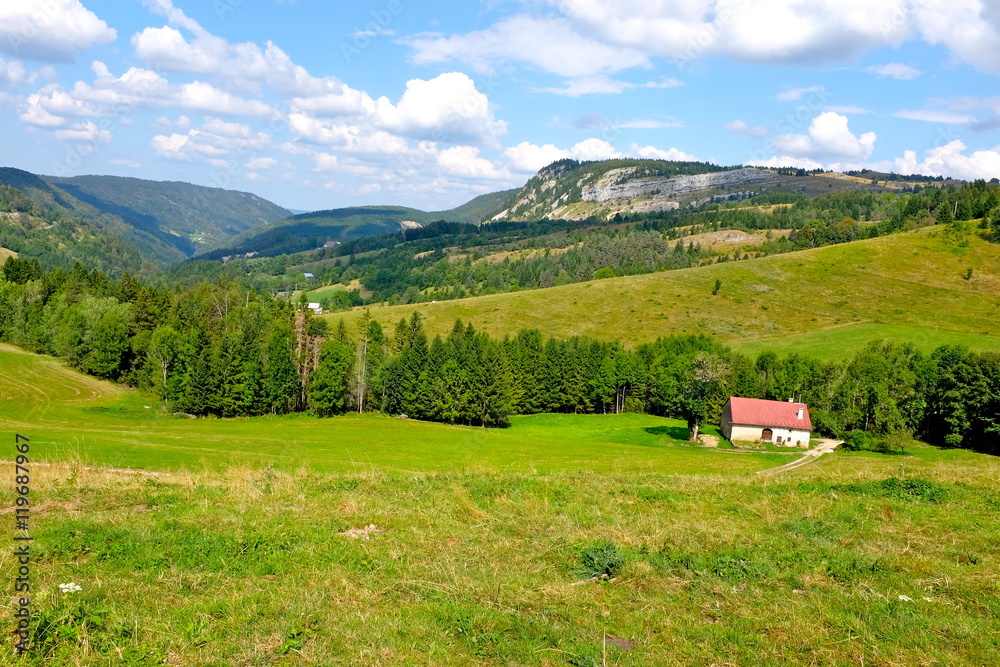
[720,397,811,447]
[307,302,323,315]
[303,272,315,279]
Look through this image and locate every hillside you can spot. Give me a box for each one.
[490,158,956,222]
[0,168,290,271]
[331,225,1000,358]
[200,189,518,259]
[45,174,290,251]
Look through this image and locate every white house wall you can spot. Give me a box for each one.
[728,424,811,447]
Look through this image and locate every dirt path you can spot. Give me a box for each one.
[756,438,843,477]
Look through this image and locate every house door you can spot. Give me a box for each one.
[761,428,773,441]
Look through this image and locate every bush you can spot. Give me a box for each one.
[842,430,876,451]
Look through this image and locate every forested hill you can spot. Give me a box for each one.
[199,189,519,259]
[45,174,289,252]
[0,167,290,274]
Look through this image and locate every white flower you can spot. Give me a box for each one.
[898,595,912,602]
[923,597,933,602]
[58,583,82,594]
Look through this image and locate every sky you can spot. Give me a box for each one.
[1,0,999,212]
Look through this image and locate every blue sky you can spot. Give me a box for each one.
[1,0,999,211]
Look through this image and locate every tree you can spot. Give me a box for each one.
[309,339,354,416]
[679,352,729,441]
[712,278,722,295]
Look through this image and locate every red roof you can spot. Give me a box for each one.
[727,397,811,430]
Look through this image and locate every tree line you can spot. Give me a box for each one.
[1,256,997,453]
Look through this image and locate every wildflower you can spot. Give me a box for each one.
[58,583,82,594]
[898,595,912,602]
[923,597,933,602]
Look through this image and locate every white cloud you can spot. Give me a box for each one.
[726,120,768,138]
[866,63,922,80]
[772,112,876,160]
[628,144,700,161]
[503,141,572,173]
[436,146,511,180]
[150,119,270,164]
[619,119,684,129]
[403,15,649,78]
[288,114,411,154]
[749,155,826,171]
[53,120,112,143]
[177,81,272,117]
[538,75,683,97]
[893,110,976,124]
[777,86,825,102]
[110,158,140,168]
[245,156,277,170]
[372,72,506,145]
[825,105,871,114]
[873,140,1000,181]
[503,138,622,173]
[0,0,116,62]
[0,57,26,87]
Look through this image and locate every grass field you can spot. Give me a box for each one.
[330,226,1000,359]
[731,323,1000,360]
[0,245,16,262]
[0,344,783,476]
[4,347,1000,665]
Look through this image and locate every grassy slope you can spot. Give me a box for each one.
[0,246,17,262]
[5,344,999,665]
[331,226,1000,358]
[0,343,779,475]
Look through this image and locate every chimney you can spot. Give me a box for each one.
[797,408,804,420]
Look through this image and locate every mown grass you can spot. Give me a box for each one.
[331,226,1000,360]
[11,447,1000,666]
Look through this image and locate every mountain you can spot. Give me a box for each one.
[45,174,290,252]
[0,176,160,276]
[488,159,944,222]
[0,168,290,273]
[201,189,519,259]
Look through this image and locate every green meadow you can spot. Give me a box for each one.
[4,345,1000,665]
[331,226,1000,360]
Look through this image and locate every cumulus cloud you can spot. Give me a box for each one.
[503,138,621,172]
[0,0,116,62]
[873,140,1000,181]
[436,146,511,180]
[772,112,876,161]
[866,63,922,80]
[372,72,506,145]
[726,120,768,138]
